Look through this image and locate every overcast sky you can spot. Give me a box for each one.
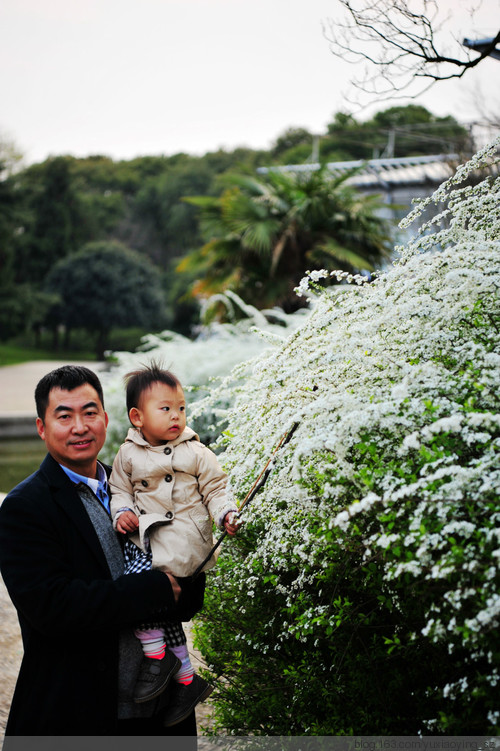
[1,0,499,165]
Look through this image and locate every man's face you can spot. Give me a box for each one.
[36,384,108,477]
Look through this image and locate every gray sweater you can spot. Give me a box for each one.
[78,484,169,719]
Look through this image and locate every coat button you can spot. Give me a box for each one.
[164,447,172,455]
[140,509,146,514]
[165,511,173,520]
[164,474,172,482]
[141,480,148,487]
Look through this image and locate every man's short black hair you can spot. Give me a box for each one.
[125,361,182,416]
[35,365,105,421]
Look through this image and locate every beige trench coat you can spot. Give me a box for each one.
[109,427,236,577]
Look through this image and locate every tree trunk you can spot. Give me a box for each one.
[63,326,71,350]
[51,326,59,351]
[95,328,109,361]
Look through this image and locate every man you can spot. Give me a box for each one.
[0,365,204,742]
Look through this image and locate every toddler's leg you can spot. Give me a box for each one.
[135,626,166,660]
[162,621,213,728]
[123,540,181,703]
[133,623,181,704]
[164,622,194,685]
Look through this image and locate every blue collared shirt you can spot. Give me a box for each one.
[60,461,111,513]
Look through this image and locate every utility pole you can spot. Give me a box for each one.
[309,134,320,163]
[382,129,396,159]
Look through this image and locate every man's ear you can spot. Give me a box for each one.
[36,417,45,441]
[129,407,143,428]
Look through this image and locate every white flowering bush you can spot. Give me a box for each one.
[192,140,500,735]
[99,290,309,461]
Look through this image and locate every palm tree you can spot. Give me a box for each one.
[177,167,391,312]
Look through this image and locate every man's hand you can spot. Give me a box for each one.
[115,510,139,534]
[224,511,242,536]
[166,573,181,603]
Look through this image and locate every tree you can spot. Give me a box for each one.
[0,141,39,341]
[44,241,166,359]
[0,286,58,343]
[0,136,25,286]
[178,168,391,313]
[16,156,87,284]
[324,0,500,104]
[270,127,314,161]
[134,157,214,267]
[0,162,16,288]
[324,105,469,160]
[0,134,23,177]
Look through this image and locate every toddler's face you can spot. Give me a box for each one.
[134,382,186,446]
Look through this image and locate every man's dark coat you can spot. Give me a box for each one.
[0,454,202,735]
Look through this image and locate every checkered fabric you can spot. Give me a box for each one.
[123,538,153,574]
[123,539,186,646]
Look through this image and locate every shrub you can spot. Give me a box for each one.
[192,139,500,735]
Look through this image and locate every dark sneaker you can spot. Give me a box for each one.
[133,651,181,704]
[162,673,214,726]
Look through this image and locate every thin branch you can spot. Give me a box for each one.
[323,0,500,105]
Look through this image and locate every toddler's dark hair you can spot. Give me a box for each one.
[125,361,182,415]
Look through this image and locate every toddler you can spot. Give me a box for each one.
[110,363,239,727]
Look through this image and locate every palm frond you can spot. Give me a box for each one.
[312,239,375,271]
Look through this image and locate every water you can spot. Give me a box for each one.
[0,438,47,494]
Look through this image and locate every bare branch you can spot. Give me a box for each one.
[323,0,500,106]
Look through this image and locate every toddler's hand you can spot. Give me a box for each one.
[116,510,139,534]
[224,511,242,536]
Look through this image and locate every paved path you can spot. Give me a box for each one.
[0,360,104,415]
[0,361,215,738]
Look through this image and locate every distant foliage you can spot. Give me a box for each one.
[190,139,500,734]
[45,240,166,359]
[179,167,391,312]
[2,105,470,343]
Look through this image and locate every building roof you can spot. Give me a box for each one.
[257,154,461,190]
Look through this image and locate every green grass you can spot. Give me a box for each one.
[0,343,96,367]
[0,438,47,494]
[0,326,154,366]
